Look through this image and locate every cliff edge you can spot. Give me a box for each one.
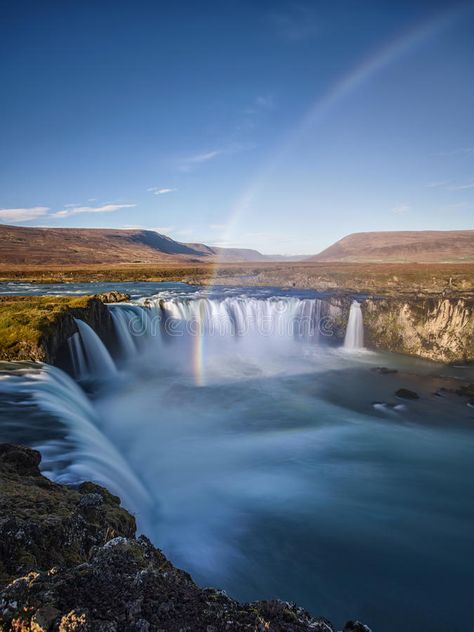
[0,444,369,632]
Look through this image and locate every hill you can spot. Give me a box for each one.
[311,230,474,263]
[0,225,294,265]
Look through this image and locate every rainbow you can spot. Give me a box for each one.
[191,2,471,387]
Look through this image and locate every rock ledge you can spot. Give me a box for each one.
[0,445,370,632]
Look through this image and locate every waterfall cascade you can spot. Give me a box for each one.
[68,332,87,378]
[110,307,139,359]
[104,297,327,369]
[70,295,340,380]
[139,296,324,340]
[344,301,364,350]
[72,318,117,379]
[0,364,152,523]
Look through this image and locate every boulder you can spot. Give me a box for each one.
[395,388,420,400]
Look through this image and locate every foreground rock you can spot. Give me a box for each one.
[0,444,135,587]
[0,445,367,631]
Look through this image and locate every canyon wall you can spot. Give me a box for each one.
[1,292,473,365]
[361,297,474,363]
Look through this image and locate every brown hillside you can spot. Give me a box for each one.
[0,225,306,264]
[0,225,208,265]
[311,230,474,263]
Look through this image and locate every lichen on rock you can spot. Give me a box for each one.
[0,444,136,588]
[0,444,368,631]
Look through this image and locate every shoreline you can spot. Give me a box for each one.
[1,261,474,299]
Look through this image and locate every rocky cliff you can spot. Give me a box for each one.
[362,297,474,363]
[0,292,128,364]
[310,295,474,363]
[1,289,472,365]
[0,444,369,632]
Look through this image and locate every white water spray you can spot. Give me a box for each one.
[143,296,324,341]
[0,364,153,526]
[344,301,364,350]
[73,319,117,378]
[68,332,87,379]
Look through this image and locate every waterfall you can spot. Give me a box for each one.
[68,332,87,379]
[344,301,364,350]
[73,319,117,378]
[110,308,138,359]
[141,296,325,341]
[0,364,153,525]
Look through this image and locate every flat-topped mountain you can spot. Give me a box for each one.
[0,224,297,264]
[311,230,474,263]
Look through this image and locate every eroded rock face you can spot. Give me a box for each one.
[0,444,136,587]
[0,292,130,364]
[0,444,367,632]
[362,298,474,363]
[0,537,335,631]
[42,292,130,365]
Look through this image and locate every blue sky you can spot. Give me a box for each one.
[1,0,473,254]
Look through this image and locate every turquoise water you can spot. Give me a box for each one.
[1,282,473,631]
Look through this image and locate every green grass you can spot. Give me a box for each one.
[0,296,92,359]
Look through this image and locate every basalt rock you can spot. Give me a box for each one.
[0,293,129,364]
[0,444,136,587]
[362,297,474,363]
[0,537,336,632]
[42,292,130,365]
[343,622,372,632]
[0,444,368,632]
[395,388,420,400]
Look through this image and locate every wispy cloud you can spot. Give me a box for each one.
[53,203,136,218]
[189,150,222,163]
[209,223,227,231]
[147,187,177,196]
[179,150,222,172]
[178,142,255,173]
[425,178,474,191]
[0,206,49,222]
[391,204,410,215]
[448,181,474,191]
[426,179,452,188]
